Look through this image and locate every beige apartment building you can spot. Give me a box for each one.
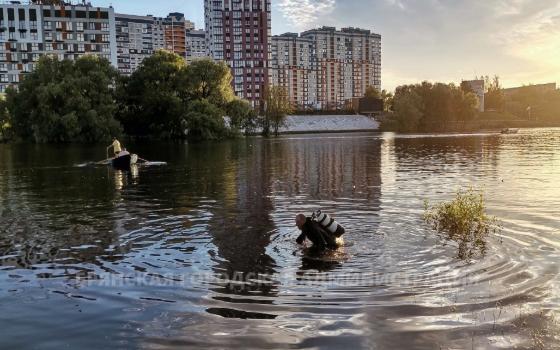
[271,27,381,111]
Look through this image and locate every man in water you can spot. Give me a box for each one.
[107,137,122,157]
[295,213,338,251]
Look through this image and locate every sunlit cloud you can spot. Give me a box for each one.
[494,4,560,85]
[275,0,336,30]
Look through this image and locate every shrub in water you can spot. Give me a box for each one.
[424,187,501,259]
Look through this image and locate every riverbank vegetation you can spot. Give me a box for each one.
[424,187,501,259]
[381,82,479,132]
[381,77,560,133]
[2,50,284,143]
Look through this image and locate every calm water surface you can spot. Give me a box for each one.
[0,129,559,349]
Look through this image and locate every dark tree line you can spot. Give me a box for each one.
[382,82,479,132]
[3,50,264,143]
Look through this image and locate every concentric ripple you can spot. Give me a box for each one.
[0,130,559,349]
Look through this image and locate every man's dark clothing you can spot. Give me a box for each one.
[296,217,338,250]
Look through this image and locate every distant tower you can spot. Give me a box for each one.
[204,0,272,109]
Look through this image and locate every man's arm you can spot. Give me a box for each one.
[296,232,306,245]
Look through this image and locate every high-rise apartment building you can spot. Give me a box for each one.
[270,33,317,110]
[115,13,154,75]
[154,12,194,58]
[299,27,381,110]
[204,0,271,108]
[0,1,117,93]
[115,12,196,75]
[186,29,208,62]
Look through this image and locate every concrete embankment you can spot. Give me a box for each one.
[278,115,379,134]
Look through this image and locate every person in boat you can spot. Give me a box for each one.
[295,213,339,251]
[107,137,122,157]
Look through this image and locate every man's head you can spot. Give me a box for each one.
[295,214,306,230]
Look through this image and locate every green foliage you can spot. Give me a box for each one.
[3,50,252,142]
[484,75,505,111]
[118,51,237,140]
[424,187,501,259]
[184,59,235,107]
[226,99,257,135]
[384,82,478,132]
[381,89,394,111]
[118,50,188,138]
[0,94,11,141]
[184,99,227,140]
[392,88,423,132]
[364,86,381,99]
[5,55,121,143]
[263,86,292,136]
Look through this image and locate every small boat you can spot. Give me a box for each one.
[111,151,138,170]
[501,128,519,134]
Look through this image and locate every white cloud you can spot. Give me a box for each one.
[275,0,336,30]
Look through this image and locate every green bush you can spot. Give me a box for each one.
[424,187,501,259]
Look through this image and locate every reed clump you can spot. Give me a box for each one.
[424,187,501,259]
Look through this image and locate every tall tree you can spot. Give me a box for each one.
[119,49,188,138]
[226,99,257,135]
[484,75,505,111]
[364,86,381,99]
[380,89,394,111]
[0,94,10,141]
[184,58,235,107]
[6,55,121,143]
[263,86,292,136]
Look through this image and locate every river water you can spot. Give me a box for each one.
[0,129,559,349]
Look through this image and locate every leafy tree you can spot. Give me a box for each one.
[484,75,505,111]
[226,99,257,135]
[393,87,423,132]
[380,89,394,111]
[0,94,11,141]
[184,58,235,107]
[184,99,227,140]
[364,86,381,99]
[263,86,292,136]
[6,55,121,143]
[118,50,187,138]
[385,82,478,132]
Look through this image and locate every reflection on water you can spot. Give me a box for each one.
[0,129,559,349]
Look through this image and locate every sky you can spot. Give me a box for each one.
[95,0,560,92]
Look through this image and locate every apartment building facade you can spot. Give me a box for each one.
[204,0,271,108]
[0,1,117,93]
[186,28,208,62]
[270,33,317,110]
[299,27,381,110]
[153,12,194,58]
[115,13,154,75]
[115,12,197,75]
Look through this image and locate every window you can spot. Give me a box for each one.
[101,23,109,31]
[76,22,84,31]
[76,33,84,42]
